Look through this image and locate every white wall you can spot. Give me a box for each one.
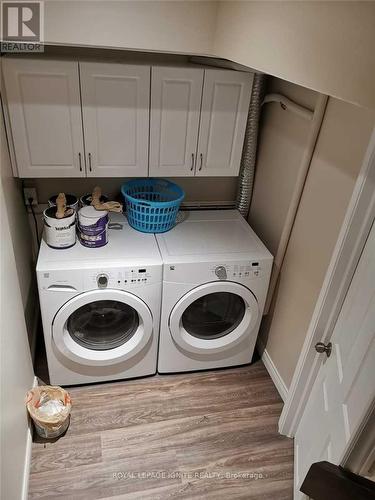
[249,79,319,257]
[214,1,375,109]
[22,176,238,255]
[41,1,375,109]
[23,177,238,205]
[0,105,35,499]
[44,0,218,55]
[254,83,375,387]
[0,98,37,350]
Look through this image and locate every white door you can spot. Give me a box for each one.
[52,289,153,366]
[149,66,203,177]
[294,220,375,499]
[2,58,85,178]
[80,62,150,177]
[196,70,253,177]
[169,281,259,355]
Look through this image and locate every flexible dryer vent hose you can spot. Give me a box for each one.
[236,73,267,218]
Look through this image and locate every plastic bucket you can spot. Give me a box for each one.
[80,193,108,207]
[26,386,72,439]
[48,194,78,211]
[78,205,109,248]
[43,207,76,249]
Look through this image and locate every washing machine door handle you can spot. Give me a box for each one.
[52,289,153,366]
[169,281,259,355]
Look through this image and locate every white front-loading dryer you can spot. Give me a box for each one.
[37,213,162,386]
[156,210,273,373]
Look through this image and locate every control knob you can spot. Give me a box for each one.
[215,266,227,280]
[97,274,108,288]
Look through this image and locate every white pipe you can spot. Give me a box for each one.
[262,93,314,121]
[264,94,329,314]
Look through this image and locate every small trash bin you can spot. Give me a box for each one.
[26,386,72,439]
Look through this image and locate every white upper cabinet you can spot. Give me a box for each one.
[150,66,252,177]
[2,58,85,178]
[197,70,253,177]
[3,59,253,179]
[80,62,150,177]
[149,67,204,177]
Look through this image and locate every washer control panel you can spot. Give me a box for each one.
[40,266,162,292]
[211,262,262,280]
[116,268,150,285]
[86,266,161,290]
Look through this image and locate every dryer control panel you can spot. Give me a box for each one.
[212,262,262,280]
[163,260,270,285]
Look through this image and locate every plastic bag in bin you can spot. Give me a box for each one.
[26,386,72,439]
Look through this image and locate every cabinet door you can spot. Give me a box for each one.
[2,58,85,178]
[149,67,203,177]
[196,70,253,177]
[80,62,150,178]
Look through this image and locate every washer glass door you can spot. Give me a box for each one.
[169,281,259,355]
[68,300,139,350]
[53,289,153,366]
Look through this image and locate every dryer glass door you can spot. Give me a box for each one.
[182,292,246,339]
[52,289,153,366]
[169,281,259,355]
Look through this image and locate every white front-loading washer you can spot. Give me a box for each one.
[156,210,273,373]
[36,213,162,385]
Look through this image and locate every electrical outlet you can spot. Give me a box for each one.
[23,187,38,206]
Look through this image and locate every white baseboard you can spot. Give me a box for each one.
[22,375,38,500]
[261,348,288,402]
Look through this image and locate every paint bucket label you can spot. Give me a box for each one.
[43,207,76,249]
[78,206,109,248]
[48,194,78,211]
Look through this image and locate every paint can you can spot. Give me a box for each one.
[78,206,109,248]
[43,207,76,249]
[80,193,108,207]
[48,194,79,211]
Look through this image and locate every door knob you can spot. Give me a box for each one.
[315,342,332,358]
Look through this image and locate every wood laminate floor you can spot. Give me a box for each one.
[30,355,293,499]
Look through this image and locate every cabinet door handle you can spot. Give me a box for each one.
[190,153,195,171]
[88,152,92,172]
[199,153,203,171]
[78,152,82,172]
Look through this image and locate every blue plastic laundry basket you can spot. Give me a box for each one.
[121,179,185,233]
